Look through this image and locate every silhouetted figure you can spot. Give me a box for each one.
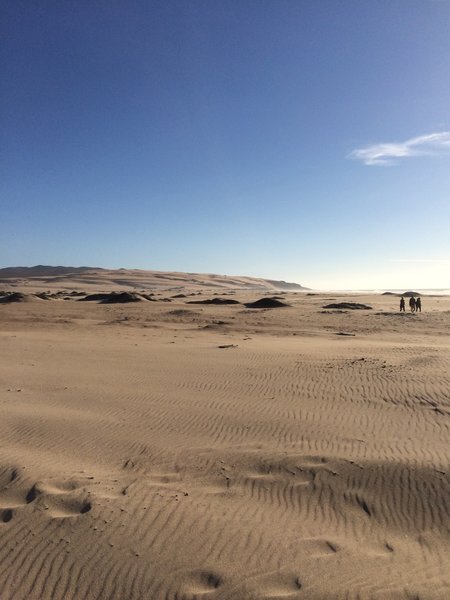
[415,297,422,312]
[409,296,416,312]
[400,296,405,312]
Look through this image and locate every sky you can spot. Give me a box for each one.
[1,0,449,290]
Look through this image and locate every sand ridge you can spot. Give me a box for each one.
[0,281,449,599]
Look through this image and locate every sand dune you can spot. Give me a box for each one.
[0,266,308,293]
[0,274,449,599]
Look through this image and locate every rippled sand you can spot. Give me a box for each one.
[0,282,449,599]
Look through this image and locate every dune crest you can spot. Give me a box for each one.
[0,265,309,293]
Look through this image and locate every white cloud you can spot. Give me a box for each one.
[349,131,450,166]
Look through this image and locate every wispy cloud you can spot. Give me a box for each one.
[349,131,450,166]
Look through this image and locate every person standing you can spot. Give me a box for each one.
[415,296,422,312]
[400,296,405,312]
[409,296,416,312]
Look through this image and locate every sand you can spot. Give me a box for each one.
[0,270,449,599]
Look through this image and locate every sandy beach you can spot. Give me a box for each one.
[0,269,449,599]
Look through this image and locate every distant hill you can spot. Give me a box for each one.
[265,279,306,291]
[0,265,99,278]
[0,266,309,292]
[382,291,422,297]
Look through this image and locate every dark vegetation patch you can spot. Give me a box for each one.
[0,292,29,303]
[80,292,143,303]
[244,298,290,309]
[323,303,372,310]
[79,293,111,302]
[101,292,143,303]
[187,298,241,305]
[166,309,199,317]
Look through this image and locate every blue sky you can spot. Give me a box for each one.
[1,1,449,289]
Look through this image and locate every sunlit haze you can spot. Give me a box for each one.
[1,1,449,290]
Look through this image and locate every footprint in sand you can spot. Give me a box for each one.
[45,498,92,518]
[178,570,223,597]
[252,573,302,598]
[301,537,339,556]
[1,508,13,523]
[22,480,93,518]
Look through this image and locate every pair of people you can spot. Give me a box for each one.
[400,296,421,312]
